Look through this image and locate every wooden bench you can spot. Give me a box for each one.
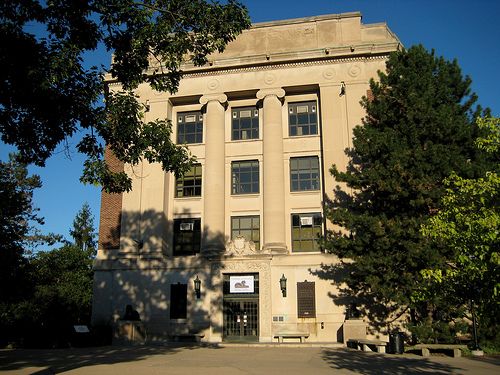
[347,339,388,353]
[171,333,205,343]
[274,332,310,343]
[412,344,467,358]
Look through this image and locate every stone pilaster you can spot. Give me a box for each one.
[257,88,287,254]
[200,94,227,255]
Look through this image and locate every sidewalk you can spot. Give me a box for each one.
[1,344,499,374]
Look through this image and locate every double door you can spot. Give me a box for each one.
[223,299,258,341]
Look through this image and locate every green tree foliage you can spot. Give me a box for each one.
[323,45,490,329]
[70,202,96,256]
[0,0,250,192]
[0,204,96,347]
[421,117,499,344]
[0,154,43,303]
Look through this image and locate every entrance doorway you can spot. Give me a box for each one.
[223,273,259,341]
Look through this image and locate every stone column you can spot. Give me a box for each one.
[200,94,227,255]
[257,88,287,254]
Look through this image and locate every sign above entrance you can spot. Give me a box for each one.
[229,275,255,293]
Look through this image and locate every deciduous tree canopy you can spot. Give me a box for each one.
[0,0,250,192]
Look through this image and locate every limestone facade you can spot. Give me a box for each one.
[92,12,400,343]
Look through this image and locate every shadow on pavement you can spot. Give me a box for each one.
[321,349,462,375]
[0,344,218,373]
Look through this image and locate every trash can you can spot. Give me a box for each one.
[389,332,404,354]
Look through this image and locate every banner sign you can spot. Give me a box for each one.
[229,275,254,293]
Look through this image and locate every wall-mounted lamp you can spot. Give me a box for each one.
[339,81,346,97]
[144,100,150,112]
[194,275,201,299]
[279,274,287,297]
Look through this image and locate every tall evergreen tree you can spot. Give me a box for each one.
[69,202,96,257]
[0,154,42,302]
[324,45,489,328]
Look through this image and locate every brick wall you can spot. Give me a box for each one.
[98,147,124,250]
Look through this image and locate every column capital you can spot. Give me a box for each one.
[199,93,227,105]
[256,88,285,100]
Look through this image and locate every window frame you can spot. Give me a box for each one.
[175,163,202,198]
[177,110,203,144]
[231,106,259,141]
[231,215,260,250]
[173,218,201,256]
[291,212,323,253]
[288,101,318,137]
[231,160,260,195]
[290,156,320,192]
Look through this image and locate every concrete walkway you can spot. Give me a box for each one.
[1,345,499,374]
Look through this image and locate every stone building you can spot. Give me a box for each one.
[92,12,401,343]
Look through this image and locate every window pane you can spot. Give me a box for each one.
[232,160,259,194]
[173,218,201,255]
[291,213,322,253]
[177,111,203,144]
[288,101,318,137]
[232,107,259,141]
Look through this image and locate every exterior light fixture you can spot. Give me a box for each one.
[145,100,150,112]
[279,274,287,297]
[339,81,346,97]
[194,275,201,299]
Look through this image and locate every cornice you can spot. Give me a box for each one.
[181,53,390,80]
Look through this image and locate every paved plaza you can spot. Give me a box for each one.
[1,345,499,375]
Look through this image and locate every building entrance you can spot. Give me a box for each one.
[223,273,259,341]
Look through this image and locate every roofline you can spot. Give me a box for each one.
[250,12,362,29]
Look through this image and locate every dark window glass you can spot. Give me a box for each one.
[288,101,318,136]
[231,216,260,250]
[291,213,322,252]
[170,283,187,319]
[232,107,259,141]
[232,160,259,194]
[175,164,202,198]
[297,281,316,318]
[290,156,320,191]
[177,111,203,144]
[173,218,201,256]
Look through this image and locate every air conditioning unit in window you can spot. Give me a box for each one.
[300,216,313,226]
[180,222,194,231]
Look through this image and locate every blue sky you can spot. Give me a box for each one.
[2,0,499,246]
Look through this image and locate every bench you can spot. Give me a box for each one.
[412,344,467,358]
[171,333,205,343]
[347,339,387,353]
[274,332,310,343]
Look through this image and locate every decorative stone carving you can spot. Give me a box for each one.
[207,79,220,91]
[264,73,276,85]
[256,88,285,100]
[225,236,270,256]
[348,64,361,78]
[199,93,228,105]
[323,68,336,80]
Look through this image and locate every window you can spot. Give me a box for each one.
[291,213,322,252]
[231,160,259,194]
[290,156,320,191]
[231,216,260,250]
[297,281,316,318]
[288,101,317,136]
[177,111,203,144]
[170,283,187,319]
[175,164,202,198]
[232,106,259,140]
[173,218,201,256]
